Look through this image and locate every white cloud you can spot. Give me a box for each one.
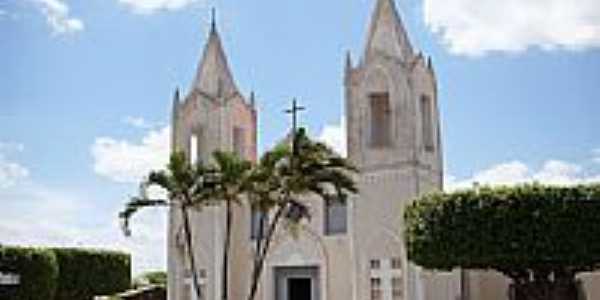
[0,182,166,274]
[33,0,84,35]
[318,117,347,157]
[424,0,600,56]
[91,126,170,183]
[0,142,29,189]
[117,0,202,14]
[593,149,600,164]
[447,159,600,191]
[123,116,159,129]
[0,142,25,153]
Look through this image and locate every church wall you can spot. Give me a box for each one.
[352,168,418,300]
[422,270,461,300]
[228,203,255,300]
[579,273,600,299]
[254,195,353,300]
[467,271,600,300]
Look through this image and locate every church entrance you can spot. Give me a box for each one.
[275,266,319,300]
[288,277,312,300]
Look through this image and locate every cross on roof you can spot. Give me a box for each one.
[284,98,306,155]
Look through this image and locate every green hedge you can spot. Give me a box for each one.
[53,248,131,300]
[404,184,600,273]
[133,270,167,288]
[0,246,59,300]
[0,246,130,300]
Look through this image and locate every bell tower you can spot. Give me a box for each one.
[345,0,442,178]
[168,14,257,300]
[345,1,452,300]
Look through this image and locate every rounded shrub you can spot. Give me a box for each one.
[404,184,600,300]
[405,184,600,272]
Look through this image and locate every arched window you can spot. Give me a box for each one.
[420,95,434,151]
[369,92,392,148]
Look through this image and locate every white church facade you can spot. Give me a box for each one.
[164,1,600,300]
[167,1,457,300]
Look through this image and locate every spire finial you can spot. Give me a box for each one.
[211,7,216,32]
[345,50,353,70]
[172,86,181,118]
[174,86,180,103]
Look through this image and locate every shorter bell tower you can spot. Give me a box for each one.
[168,14,257,300]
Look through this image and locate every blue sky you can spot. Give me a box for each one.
[1,0,600,274]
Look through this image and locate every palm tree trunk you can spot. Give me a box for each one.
[222,199,232,300]
[247,203,286,300]
[181,206,203,299]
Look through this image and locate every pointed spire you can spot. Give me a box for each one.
[345,51,353,84]
[250,91,256,108]
[364,0,413,61]
[210,7,216,33]
[171,87,181,152]
[346,50,353,70]
[193,10,238,97]
[172,87,180,114]
[172,87,180,120]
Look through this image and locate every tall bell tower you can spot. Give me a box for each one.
[345,0,452,299]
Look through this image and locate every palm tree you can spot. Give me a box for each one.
[119,152,212,299]
[208,151,253,300]
[246,128,358,300]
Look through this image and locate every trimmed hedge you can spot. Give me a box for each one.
[0,246,59,300]
[133,271,167,288]
[0,246,130,300]
[405,184,600,272]
[53,248,131,300]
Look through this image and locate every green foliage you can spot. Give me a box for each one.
[52,248,131,300]
[404,184,600,274]
[247,128,358,219]
[245,129,358,300]
[120,151,213,237]
[133,271,167,288]
[120,151,215,300]
[0,246,59,300]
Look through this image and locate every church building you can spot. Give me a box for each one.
[167,1,462,299]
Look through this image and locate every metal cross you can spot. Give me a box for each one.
[284,98,305,154]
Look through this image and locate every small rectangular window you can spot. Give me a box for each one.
[392,277,403,300]
[370,259,381,270]
[391,257,403,270]
[324,198,347,235]
[370,277,382,300]
[370,92,392,148]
